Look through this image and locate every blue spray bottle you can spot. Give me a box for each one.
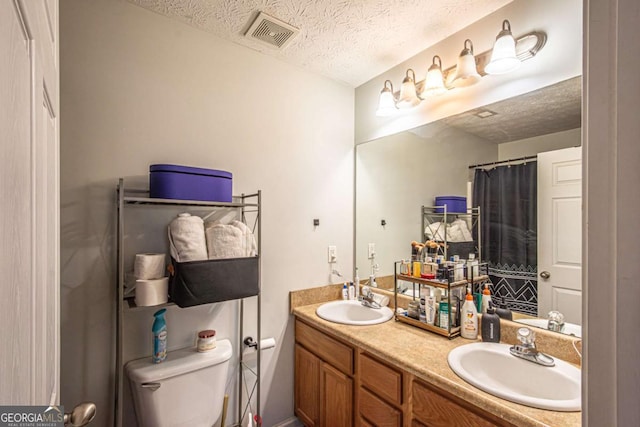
[152,308,167,363]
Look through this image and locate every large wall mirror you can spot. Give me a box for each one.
[355,76,582,336]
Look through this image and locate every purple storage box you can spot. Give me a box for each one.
[149,164,232,202]
[434,196,467,213]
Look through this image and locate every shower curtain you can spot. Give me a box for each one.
[472,162,538,316]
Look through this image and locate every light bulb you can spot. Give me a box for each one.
[485,20,521,75]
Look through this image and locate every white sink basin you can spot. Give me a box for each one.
[448,342,581,411]
[515,318,582,338]
[316,300,393,326]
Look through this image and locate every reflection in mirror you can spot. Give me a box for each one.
[355,77,582,336]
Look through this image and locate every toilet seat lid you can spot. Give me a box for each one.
[126,339,232,383]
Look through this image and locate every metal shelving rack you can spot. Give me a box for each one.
[115,178,261,427]
[394,262,490,339]
[421,205,481,262]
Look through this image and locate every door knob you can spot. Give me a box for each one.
[64,402,96,426]
[540,271,551,279]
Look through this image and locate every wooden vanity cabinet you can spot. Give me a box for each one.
[358,352,404,427]
[411,379,516,427]
[295,344,320,426]
[295,318,517,427]
[295,319,354,427]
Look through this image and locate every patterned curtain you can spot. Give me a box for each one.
[472,162,538,316]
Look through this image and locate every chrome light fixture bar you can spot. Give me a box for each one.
[375,27,547,115]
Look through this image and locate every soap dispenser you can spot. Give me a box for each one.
[481,307,501,343]
[495,297,513,320]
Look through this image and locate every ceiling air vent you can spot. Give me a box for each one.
[245,12,299,49]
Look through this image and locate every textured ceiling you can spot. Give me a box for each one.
[127,0,513,87]
[407,78,581,143]
[440,77,582,143]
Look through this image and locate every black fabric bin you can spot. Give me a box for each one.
[169,256,259,307]
[446,241,476,259]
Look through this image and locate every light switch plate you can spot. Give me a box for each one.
[368,243,376,259]
[328,245,337,263]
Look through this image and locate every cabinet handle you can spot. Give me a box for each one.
[141,382,161,391]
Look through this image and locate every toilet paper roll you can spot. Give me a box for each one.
[134,253,166,280]
[257,337,276,350]
[242,337,276,359]
[135,277,169,307]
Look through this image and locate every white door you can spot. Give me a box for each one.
[537,147,582,324]
[1,0,59,406]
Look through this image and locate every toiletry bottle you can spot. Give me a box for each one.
[419,296,427,323]
[495,297,513,320]
[412,260,421,278]
[426,289,436,325]
[481,284,492,314]
[450,295,460,328]
[348,282,355,300]
[152,308,167,363]
[435,258,442,280]
[481,307,501,343]
[400,260,410,275]
[467,253,478,280]
[461,290,479,340]
[342,283,349,300]
[439,302,449,330]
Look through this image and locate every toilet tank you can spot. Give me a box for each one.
[126,339,232,427]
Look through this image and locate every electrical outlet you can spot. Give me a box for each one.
[368,243,376,259]
[328,245,337,263]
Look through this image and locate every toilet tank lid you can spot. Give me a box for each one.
[125,339,232,383]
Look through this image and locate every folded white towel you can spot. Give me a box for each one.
[168,213,208,262]
[424,222,447,241]
[451,219,473,242]
[205,220,257,259]
[425,220,474,242]
[205,222,245,259]
[231,220,257,257]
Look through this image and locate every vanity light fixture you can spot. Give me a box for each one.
[451,39,482,88]
[373,21,547,118]
[485,20,521,75]
[397,69,421,109]
[421,55,447,98]
[375,80,398,117]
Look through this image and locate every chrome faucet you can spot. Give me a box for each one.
[359,288,382,309]
[509,327,555,367]
[547,310,565,333]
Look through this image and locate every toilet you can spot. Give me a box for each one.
[126,339,232,427]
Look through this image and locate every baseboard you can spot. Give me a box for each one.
[272,416,304,427]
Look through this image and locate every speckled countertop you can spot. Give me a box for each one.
[292,295,582,427]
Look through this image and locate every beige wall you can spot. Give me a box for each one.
[498,128,582,160]
[59,1,353,425]
[356,125,496,278]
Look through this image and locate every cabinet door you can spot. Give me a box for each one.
[295,344,320,426]
[359,387,402,427]
[412,379,512,427]
[320,362,353,427]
